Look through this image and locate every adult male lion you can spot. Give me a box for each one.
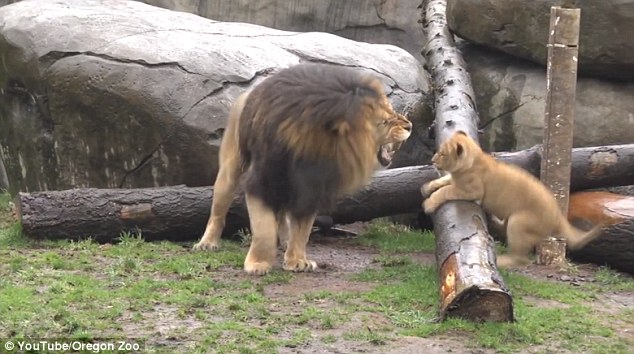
[193,64,412,275]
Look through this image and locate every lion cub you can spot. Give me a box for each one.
[422,131,601,267]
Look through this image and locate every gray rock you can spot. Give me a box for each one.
[0,157,7,190]
[447,0,634,81]
[137,0,425,62]
[0,0,431,193]
[463,44,634,152]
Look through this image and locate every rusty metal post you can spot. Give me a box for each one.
[537,6,581,265]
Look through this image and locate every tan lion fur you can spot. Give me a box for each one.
[193,64,412,275]
[421,131,602,267]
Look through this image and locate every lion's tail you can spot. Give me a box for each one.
[558,220,603,250]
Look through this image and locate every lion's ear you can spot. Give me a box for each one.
[455,142,464,157]
[328,120,351,136]
[456,130,467,136]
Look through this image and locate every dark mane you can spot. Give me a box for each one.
[238,64,384,218]
[255,64,380,130]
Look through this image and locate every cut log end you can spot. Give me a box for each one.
[535,238,567,265]
[443,287,514,323]
[568,191,634,274]
[436,217,514,323]
[438,246,514,323]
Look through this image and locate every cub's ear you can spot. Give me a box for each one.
[455,130,467,136]
[455,142,464,157]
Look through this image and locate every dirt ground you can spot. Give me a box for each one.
[267,236,484,354]
[248,233,633,354]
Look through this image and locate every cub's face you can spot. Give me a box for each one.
[372,98,412,166]
[431,131,476,172]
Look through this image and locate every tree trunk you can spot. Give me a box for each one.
[16,143,634,243]
[422,0,513,322]
[567,191,634,274]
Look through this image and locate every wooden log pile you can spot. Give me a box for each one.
[568,191,634,273]
[16,144,634,243]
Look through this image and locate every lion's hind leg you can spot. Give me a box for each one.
[243,194,278,275]
[283,213,318,272]
[192,156,240,252]
[193,92,246,252]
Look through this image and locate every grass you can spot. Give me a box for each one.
[0,191,632,353]
[358,219,436,253]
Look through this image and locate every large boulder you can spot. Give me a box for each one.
[0,157,7,190]
[138,0,425,62]
[463,44,634,152]
[447,0,634,81]
[0,0,431,194]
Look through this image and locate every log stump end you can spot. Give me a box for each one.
[443,286,514,323]
[535,238,567,265]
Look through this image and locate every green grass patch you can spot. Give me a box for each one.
[343,328,389,345]
[0,191,632,353]
[593,266,634,291]
[0,191,14,227]
[349,258,631,353]
[358,220,436,253]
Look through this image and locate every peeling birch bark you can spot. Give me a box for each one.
[421,0,513,322]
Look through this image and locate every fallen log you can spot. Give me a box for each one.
[16,166,440,243]
[422,0,513,322]
[567,191,634,274]
[15,143,634,243]
[490,144,634,193]
[17,186,247,243]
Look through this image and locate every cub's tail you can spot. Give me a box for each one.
[558,220,603,250]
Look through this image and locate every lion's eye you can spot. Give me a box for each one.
[382,120,389,126]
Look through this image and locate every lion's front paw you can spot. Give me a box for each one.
[423,198,440,214]
[192,239,220,252]
[421,182,436,198]
[283,258,318,272]
[244,260,273,275]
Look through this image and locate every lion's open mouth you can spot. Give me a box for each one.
[377,142,403,167]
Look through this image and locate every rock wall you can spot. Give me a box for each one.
[0,0,431,194]
[464,44,634,152]
[447,0,634,81]
[137,0,425,61]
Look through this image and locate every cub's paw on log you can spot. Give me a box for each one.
[423,197,442,214]
[421,182,437,199]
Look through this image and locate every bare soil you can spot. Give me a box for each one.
[267,236,489,354]
[262,234,633,354]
